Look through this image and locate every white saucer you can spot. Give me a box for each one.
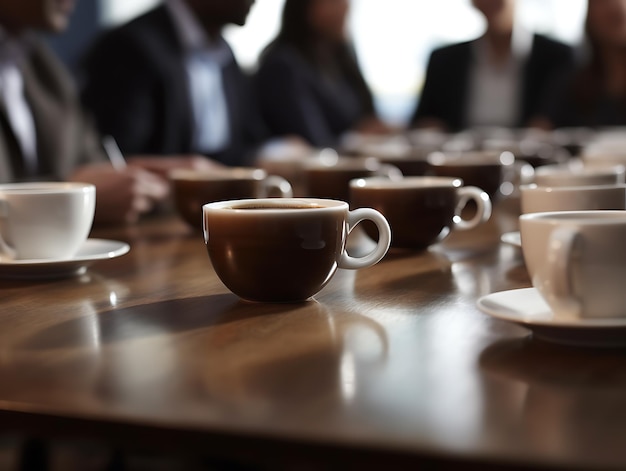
[477,287,626,347]
[500,231,521,248]
[0,239,130,280]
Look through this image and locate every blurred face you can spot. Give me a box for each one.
[185,0,255,28]
[587,0,626,47]
[472,0,515,33]
[308,0,349,43]
[0,0,75,33]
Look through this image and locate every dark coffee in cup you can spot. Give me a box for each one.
[203,198,391,302]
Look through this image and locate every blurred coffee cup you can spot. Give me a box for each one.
[521,184,626,214]
[0,182,95,260]
[170,167,292,229]
[350,176,491,250]
[532,163,625,187]
[303,155,402,202]
[427,150,532,199]
[203,198,391,303]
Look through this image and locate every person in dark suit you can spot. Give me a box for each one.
[0,0,180,225]
[411,0,576,132]
[254,0,392,149]
[544,0,626,128]
[81,0,267,166]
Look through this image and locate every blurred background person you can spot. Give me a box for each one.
[254,0,393,149]
[410,0,576,132]
[81,0,272,166]
[0,0,183,225]
[544,0,626,128]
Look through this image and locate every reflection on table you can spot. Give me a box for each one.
[0,198,625,470]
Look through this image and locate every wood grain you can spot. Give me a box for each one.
[0,198,624,470]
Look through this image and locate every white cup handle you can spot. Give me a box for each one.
[0,199,16,259]
[453,186,492,231]
[547,226,582,316]
[339,208,391,269]
[261,175,293,198]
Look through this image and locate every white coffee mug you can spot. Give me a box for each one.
[520,184,626,214]
[533,163,625,187]
[520,210,626,319]
[0,182,96,260]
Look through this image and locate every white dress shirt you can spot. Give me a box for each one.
[166,0,232,154]
[465,25,533,129]
[0,32,38,175]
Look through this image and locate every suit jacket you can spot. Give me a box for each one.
[0,36,103,183]
[80,5,266,166]
[410,34,576,131]
[255,43,375,148]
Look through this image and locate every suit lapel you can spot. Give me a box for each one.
[0,110,16,182]
[21,39,78,179]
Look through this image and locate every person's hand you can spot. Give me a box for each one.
[69,163,169,225]
[127,155,226,179]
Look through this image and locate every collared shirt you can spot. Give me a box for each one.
[465,24,533,129]
[0,29,38,176]
[166,0,232,154]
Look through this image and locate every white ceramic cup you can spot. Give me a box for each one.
[520,184,626,214]
[203,198,391,302]
[520,210,626,319]
[533,163,625,187]
[0,182,96,260]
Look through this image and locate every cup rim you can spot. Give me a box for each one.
[203,198,348,213]
[534,164,625,177]
[350,176,463,189]
[0,182,95,194]
[520,183,626,192]
[520,210,626,224]
[169,167,267,181]
[426,150,513,166]
[303,156,382,171]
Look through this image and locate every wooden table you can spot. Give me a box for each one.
[1,199,626,470]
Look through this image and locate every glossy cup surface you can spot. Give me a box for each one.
[0,182,95,260]
[520,211,626,319]
[203,198,389,302]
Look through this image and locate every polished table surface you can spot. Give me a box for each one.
[1,198,626,470]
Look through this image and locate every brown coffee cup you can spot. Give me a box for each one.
[350,177,492,250]
[304,156,402,202]
[170,168,292,228]
[427,150,530,199]
[345,139,432,176]
[202,198,391,302]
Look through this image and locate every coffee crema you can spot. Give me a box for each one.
[227,204,325,210]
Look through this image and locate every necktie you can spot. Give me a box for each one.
[0,62,37,175]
